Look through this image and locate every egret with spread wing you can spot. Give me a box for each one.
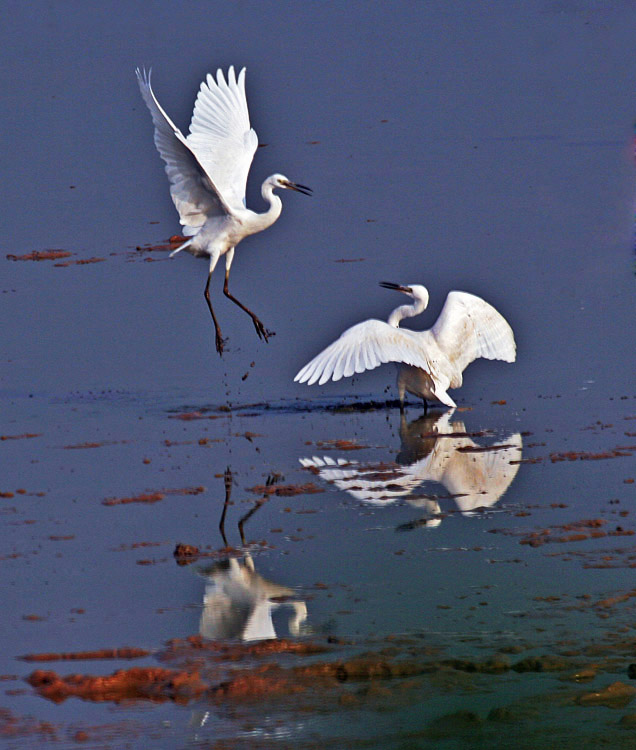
[136,66,312,354]
[294,282,516,410]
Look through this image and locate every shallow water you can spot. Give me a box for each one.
[1,1,636,747]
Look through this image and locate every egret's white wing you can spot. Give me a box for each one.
[241,601,277,642]
[294,319,435,386]
[187,67,259,212]
[299,456,417,503]
[432,292,516,386]
[136,69,231,235]
[441,432,522,511]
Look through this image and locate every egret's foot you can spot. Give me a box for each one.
[252,317,274,342]
[215,332,228,356]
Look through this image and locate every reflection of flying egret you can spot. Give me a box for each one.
[199,468,306,641]
[200,560,307,641]
[136,66,312,354]
[300,411,522,528]
[295,283,515,410]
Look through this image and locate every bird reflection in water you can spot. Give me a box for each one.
[300,411,522,528]
[198,468,307,642]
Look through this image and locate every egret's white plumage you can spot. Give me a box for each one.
[294,282,516,409]
[200,557,306,642]
[207,466,307,641]
[300,411,522,528]
[136,66,311,354]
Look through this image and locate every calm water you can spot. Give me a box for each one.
[1,1,635,747]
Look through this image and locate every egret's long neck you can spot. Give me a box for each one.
[388,298,426,328]
[252,183,283,232]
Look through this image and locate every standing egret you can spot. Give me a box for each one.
[136,66,312,354]
[300,411,522,527]
[294,282,516,410]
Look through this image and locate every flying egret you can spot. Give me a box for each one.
[136,66,312,354]
[200,467,307,641]
[294,282,516,410]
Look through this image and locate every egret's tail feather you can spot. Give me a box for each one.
[169,238,193,258]
[433,389,457,408]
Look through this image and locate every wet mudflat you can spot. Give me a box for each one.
[2,1,636,748]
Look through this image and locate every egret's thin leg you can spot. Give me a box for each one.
[204,271,226,355]
[398,380,406,414]
[222,248,274,342]
[218,467,233,548]
[238,499,266,547]
[203,254,225,355]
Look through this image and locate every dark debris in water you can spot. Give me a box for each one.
[165,397,427,419]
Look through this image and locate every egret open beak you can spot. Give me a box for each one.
[282,180,313,196]
[379,281,412,294]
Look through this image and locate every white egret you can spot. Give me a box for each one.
[300,411,522,527]
[201,467,306,641]
[136,66,312,354]
[294,282,516,410]
[200,558,307,642]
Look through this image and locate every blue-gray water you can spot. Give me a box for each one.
[1,1,635,747]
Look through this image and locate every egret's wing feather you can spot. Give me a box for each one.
[442,432,522,511]
[136,69,230,233]
[242,601,277,642]
[432,292,516,385]
[294,320,433,385]
[299,456,426,504]
[187,66,259,212]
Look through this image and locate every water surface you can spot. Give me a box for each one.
[1,1,635,747]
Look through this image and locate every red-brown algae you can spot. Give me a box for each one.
[53,258,105,267]
[27,667,206,704]
[169,411,224,421]
[102,492,165,507]
[489,518,634,549]
[6,250,72,261]
[312,439,369,451]
[20,648,151,663]
[102,486,205,506]
[0,433,42,441]
[247,482,324,497]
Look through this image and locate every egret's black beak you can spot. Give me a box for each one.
[283,180,313,196]
[379,281,412,294]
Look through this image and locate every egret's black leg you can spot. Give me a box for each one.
[223,271,274,342]
[218,467,233,547]
[238,499,266,547]
[204,271,226,355]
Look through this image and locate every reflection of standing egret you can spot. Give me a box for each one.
[136,67,311,354]
[300,411,522,528]
[295,283,515,411]
[199,469,306,642]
